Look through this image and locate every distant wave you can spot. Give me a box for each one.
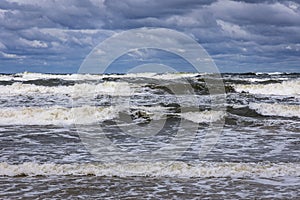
[0,72,198,81]
[0,72,299,125]
[233,79,300,96]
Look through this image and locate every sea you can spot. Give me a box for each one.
[0,72,299,199]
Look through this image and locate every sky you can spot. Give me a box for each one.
[0,0,299,73]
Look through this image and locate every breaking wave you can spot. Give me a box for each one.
[233,79,300,96]
[0,106,222,125]
[0,82,134,97]
[0,161,299,178]
[249,103,300,118]
[0,106,119,125]
[0,72,198,82]
[181,111,225,123]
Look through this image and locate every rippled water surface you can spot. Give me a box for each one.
[0,72,299,199]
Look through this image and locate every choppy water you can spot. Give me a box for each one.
[0,72,299,199]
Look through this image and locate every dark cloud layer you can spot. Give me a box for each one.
[0,0,299,73]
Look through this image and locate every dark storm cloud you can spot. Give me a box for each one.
[0,0,105,30]
[0,0,299,72]
[212,0,300,26]
[0,0,110,71]
[104,0,215,20]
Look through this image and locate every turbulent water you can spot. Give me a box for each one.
[0,72,299,199]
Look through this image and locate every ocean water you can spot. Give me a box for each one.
[0,72,299,199]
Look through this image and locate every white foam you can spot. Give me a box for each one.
[0,106,120,125]
[181,111,225,123]
[72,81,135,98]
[234,79,300,96]
[233,77,288,82]
[0,72,102,81]
[140,73,197,80]
[21,72,102,81]
[250,103,300,118]
[0,72,198,81]
[0,82,134,97]
[255,72,284,75]
[0,161,299,178]
[0,105,184,125]
[0,105,224,125]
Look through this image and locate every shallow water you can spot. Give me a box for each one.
[1,176,299,199]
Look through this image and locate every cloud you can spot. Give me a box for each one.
[102,0,218,30]
[104,0,215,18]
[0,0,106,30]
[19,38,48,48]
[0,0,299,72]
[216,20,252,39]
[0,51,25,59]
[211,0,300,26]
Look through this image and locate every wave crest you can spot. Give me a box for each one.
[0,161,299,178]
[234,79,300,96]
[250,103,300,118]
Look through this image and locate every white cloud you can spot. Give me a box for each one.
[31,40,48,48]
[1,52,25,59]
[20,38,48,48]
[216,20,251,39]
[286,1,299,11]
[166,15,201,27]
[286,45,292,50]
